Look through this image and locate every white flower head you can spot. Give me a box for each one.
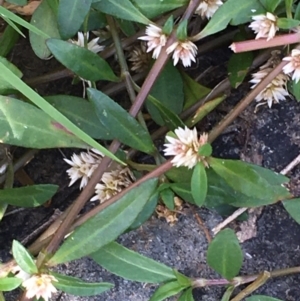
[249,12,278,41]
[164,126,209,169]
[195,0,223,19]
[22,274,58,301]
[283,49,300,83]
[64,149,103,190]
[166,40,198,67]
[138,24,167,59]
[250,68,289,108]
[91,167,135,202]
[71,32,104,53]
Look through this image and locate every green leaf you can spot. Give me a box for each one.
[160,188,175,210]
[88,88,155,154]
[116,18,136,36]
[207,229,243,279]
[128,192,158,230]
[295,3,300,21]
[181,72,210,110]
[147,94,185,130]
[185,95,226,127]
[80,10,107,32]
[173,270,192,287]
[51,272,113,296]
[277,18,300,29]
[166,166,192,183]
[246,296,283,301]
[0,6,49,38]
[198,0,264,38]
[132,0,188,19]
[46,39,118,82]
[45,95,113,139]
[0,64,122,163]
[209,158,291,204]
[228,49,253,88]
[12,240,37,274]
[0,96,87,149]
[283,198,300,224]
[259,0,281,12]
[162,15,174,35]
[0,25,19,57]
[230,0,265,25]
[92,0,150,24]
[0,184,58,207]
[198,143,212,157]
[58,0,92,39]
[191,162,207,207]
[29,0,61,59]
[0,57,22,94]
[170,183,194,204]
[49,178,158,265]
[91,241,176,283]
[176,20,188,40]
[6,0,27,4]
[178,288,194,301]
[147,62,184,126]
[0,277,22,291]
[149,281,188,301]
[221,285,235,301]
[289,79,300,101]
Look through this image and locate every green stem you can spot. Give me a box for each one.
[105,15,148,130]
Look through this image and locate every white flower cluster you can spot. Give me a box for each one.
[195,0,223,19]
[283,49,300,84]
[250,54,289,109]
[70,31,104,54]
[249,12,278,41]
[64,149,135,202]
[139,0,224,67]
[139,23,197,67]
[163,126,209,169]
[12,265,57,301]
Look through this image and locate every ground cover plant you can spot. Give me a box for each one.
[0,0,300,300]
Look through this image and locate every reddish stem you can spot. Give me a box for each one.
[230,32,300,53]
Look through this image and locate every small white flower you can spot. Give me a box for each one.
[71,32,104,53]
[166,40,197,67]
[22,274,58,301]
[195,0,223,19]
[138,24,167,59]
[164,127,208,169]
[249,12,278,41]
[64,149,103,189]
[91,167,135,202]
[250,68,289,108]
[283,49,300,83]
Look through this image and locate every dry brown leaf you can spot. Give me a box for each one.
[3,0,40,16]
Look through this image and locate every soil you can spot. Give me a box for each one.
[1,33,300,301]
